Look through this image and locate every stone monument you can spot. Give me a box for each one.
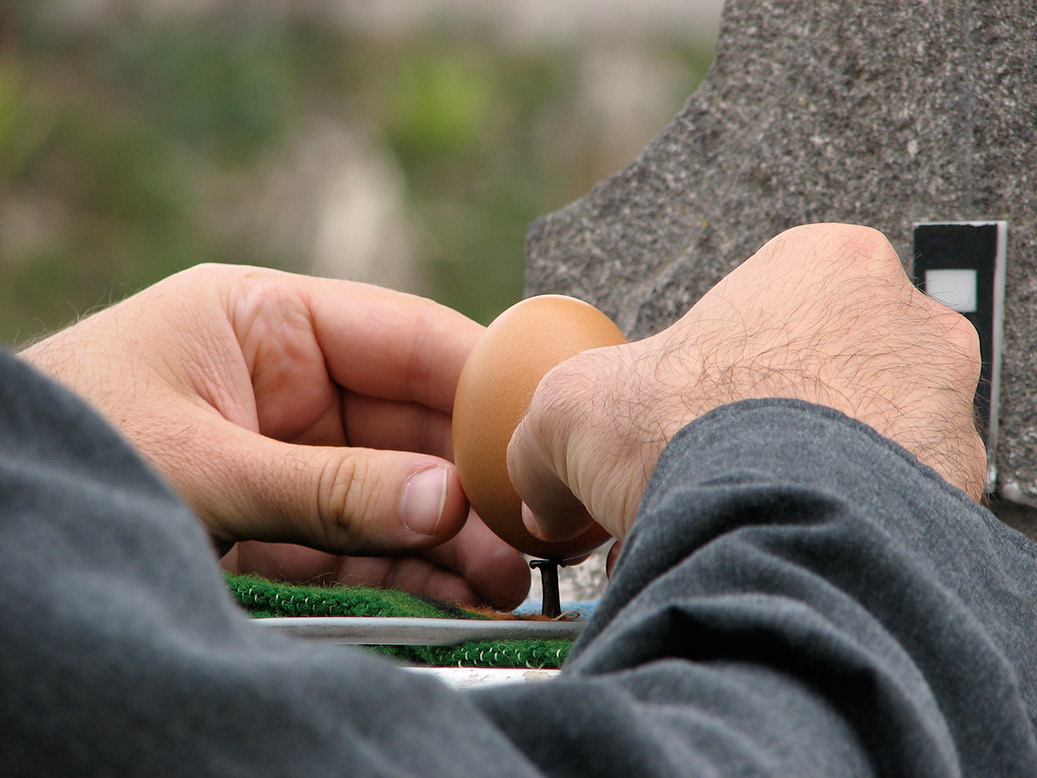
[526,0,1037,535]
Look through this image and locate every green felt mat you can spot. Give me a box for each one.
[226,573,571,669]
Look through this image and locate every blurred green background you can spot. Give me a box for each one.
[0,2,715,345]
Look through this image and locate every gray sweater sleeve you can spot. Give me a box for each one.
[475,401,1037,777]
[2,347,1036,777]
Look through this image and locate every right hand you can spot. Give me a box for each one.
[509,223,986,544]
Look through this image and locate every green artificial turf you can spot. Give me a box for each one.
[226,573,571,669]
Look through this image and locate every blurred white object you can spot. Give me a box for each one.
[409,667,559,687]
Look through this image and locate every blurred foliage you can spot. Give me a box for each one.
[0,5,712,344]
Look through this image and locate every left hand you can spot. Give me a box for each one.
[21,264,530,608]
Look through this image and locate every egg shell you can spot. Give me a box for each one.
[452,295,627,560]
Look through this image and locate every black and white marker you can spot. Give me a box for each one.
[912,221,1007,490]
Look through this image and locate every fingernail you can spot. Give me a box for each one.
[401,466,449,536]
[521,502,545,540]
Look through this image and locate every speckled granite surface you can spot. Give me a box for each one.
[526,0,1037,519]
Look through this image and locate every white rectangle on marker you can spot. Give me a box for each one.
[925,268,978,313]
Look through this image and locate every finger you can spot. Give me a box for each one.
[606,540,624,578]
[164,411,469,556]
[296,277,484,412]
[227,515,530,610]
[419,511,531,610]
[506,415,598,543]
[342,393,454,459]
[521,501,594,544]
[224,541,340,583]
[228,541,483,606]
[330,555,481,606]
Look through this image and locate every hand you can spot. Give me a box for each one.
[21,264,530,608]
[509,224,986,543]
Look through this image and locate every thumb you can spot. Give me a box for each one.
[156,414,469,555]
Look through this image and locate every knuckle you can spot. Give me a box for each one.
[923,301,982,382]
[530,348,630,442]
[782,223,893,257]
[314,454,368,548]
[834,224,900,271]
[947,314,981,366]
[767,224,904,290]
[527,353,596,431]
[521,348,624,479]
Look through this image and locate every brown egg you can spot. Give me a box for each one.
[452,295,627,561]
